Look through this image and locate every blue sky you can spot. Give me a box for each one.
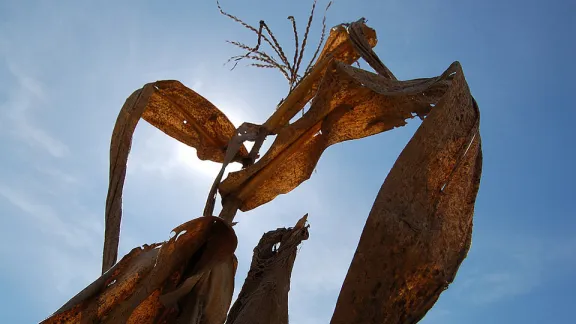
[0,0,574,323]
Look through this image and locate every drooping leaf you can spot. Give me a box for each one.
[103,81,248,273]
[220,61,457,212]
[225,215,309,324]
[141,80,249,163]
[330,63,482,323]
[43,216,238,324]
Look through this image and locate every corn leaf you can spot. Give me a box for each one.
[330,62,482,323]
[103,81,247,273]
[43,216,238,324]
[264,20,378,133]
[220,61,457,212]
[142,80,249,163]
[225,215,309,324]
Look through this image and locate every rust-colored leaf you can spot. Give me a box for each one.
[225,215,309,324]
[346,18,396,80]
[43,216,238,324]
[330,63,482,323]
[103,81,248,273]
[155,255,238,324]
[316,20,377,68]
[263,20,378,134]
[142,80,249,163]
[220,61,456,212]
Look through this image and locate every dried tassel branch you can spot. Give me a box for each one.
[292,0,318,88]
[304,1,332,76]
[288,16,299,80]
[216,0,285,60]
[218,0,331,92]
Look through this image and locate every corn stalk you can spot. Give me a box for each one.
[42,2,482,323]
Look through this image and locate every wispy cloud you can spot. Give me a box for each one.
[446,233,576,306]
[0,184,99,251]
[1,63,70,158]
[34,166,80,185]
[460,269,541,305]
[0,181,102,317]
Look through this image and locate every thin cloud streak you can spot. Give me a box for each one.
[1,63,70,158]
[0,184,100,251]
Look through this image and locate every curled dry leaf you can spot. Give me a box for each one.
[43,216,238,324]
[263,19,377,134]
[346,18,396,80]
[142,80,249,163]
[316,19,377,71]
[220,61,457,212]
[330,62,482,323]
[103,81,247,273]
[225,214,310,324]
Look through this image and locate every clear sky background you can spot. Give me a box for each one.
[1,0,574,323]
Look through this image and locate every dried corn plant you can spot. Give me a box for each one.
[42,1,482,323]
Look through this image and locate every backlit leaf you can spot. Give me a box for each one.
[103,81,247,273]
[330,63,482,323]
[263,20,378,133]
[142,80,249,163]
[225,215,309,324]
[220,61,456,212]
[43,216,238,324]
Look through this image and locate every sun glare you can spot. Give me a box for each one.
[173,100,252,178]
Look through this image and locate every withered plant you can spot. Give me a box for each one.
[42,1,482,323]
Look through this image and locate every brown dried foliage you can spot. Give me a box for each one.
[261,21,377,134]
[44,8,483,324]
[331,63,482,323]
[43,216,238,324]
[226,215,309,324]
[142,81,249,163]
[219,61,454,212]
[235,20,377,169]
[103,81,248,273]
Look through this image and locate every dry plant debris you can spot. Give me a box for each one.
[43,217,237,324]
[103,81,248,273]
[42,2,483,323]
[331,63,481,324]
[225,215,309,324]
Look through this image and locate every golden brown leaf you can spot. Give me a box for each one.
[142,80,249,163]
[346,18,396,80]
[226,215,309,324]
[220,61,457,212]
[316,20,377,68]
[263,20,378,134]
[330,63,482,323]
[103,81,248,273]
[153,255,238,324]
[43,216,238,324]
